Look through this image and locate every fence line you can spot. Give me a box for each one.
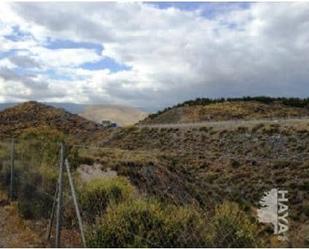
[9,138,15,201]
[0,135,308,247]
[1,139,86,248]
[55,142,64,248]
[65,159,86,247]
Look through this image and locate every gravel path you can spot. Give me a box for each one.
[139,117,309,129]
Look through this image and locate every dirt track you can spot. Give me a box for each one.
[139,117,309,129]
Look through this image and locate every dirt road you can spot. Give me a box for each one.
[139,117,309,129]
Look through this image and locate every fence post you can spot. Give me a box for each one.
[9,138,15,202]
[55,142,65,248]
[65,159,86,247]
[46,186,58,241]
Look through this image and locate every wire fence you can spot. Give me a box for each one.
[0,136,308,247]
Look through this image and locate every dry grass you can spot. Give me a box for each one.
[142,101,309,124]
[79,120,309,247]
[0,191,43,247]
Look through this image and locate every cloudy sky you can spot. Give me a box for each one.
[0,2,309,111]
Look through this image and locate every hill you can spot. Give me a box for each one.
[0,98,308,246]
[0,101,105,140]
[84,118,309,246]
[0,103,148,126]
[0,102,85,114]
[79,105,147,126]
[141,97,309,124]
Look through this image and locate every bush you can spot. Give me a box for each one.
[17,171,55,219]
[0,162,22,199]
[304,204,309,217]
[230,159,241,168]
[300,181,309,191]
[17,127,65,168]
[79,177,135,221]
[86,198,209,247]
[208,201,260,247]
[18,187,53,219]
[147,97,309,119]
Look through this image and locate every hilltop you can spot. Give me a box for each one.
[79,105,147,126]
[0,103,148,127]
[0,101,105,140]
[141,97,309,124]
[0,102,85,114]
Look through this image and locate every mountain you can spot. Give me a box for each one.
[0,101,105,139]
[0,102,86,113]
[0,103,147,126]
[79,105,147,126]
[141,97,309,124]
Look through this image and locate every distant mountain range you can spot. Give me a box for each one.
[80,105,147,127]
[0,102,148,126]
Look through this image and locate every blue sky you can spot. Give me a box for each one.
[151,2,251,16]
[45,38,130,72]
[45,38,103,52]
[81,57,131,72]
[0,2,308,111]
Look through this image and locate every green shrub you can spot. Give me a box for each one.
[1,158,58,220]
[18,187,53,219]
[230,159,241,168]
[0,162,22,199]
[300,181,309,191]
[304,204,309,217]
[208,201,260,247]
[86,198,209,247]
[17,127,65,168]
[15,167,56,219]
[79,177,135,221]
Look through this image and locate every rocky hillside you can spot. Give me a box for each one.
[83,119,309,246]
[141,98,309,124]
[0,101,105,140]
[0,102,85,114]
[80,105,147,126]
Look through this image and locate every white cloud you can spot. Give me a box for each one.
[29,47,101,68]
[0,2,309,110]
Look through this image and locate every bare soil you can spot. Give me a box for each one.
[0,192,43,248]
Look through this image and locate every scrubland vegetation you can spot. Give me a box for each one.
[0,150,261,247]
[0,99,308,247]
[146,96,309,121]
[0,128,265,247]
[78,177,261,248]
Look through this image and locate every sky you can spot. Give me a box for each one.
[0,2,309,111]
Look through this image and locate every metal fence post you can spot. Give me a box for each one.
[65,159,86,247]
[9,138,15,202]
[46,186,58,241]
[55,142,65,248]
